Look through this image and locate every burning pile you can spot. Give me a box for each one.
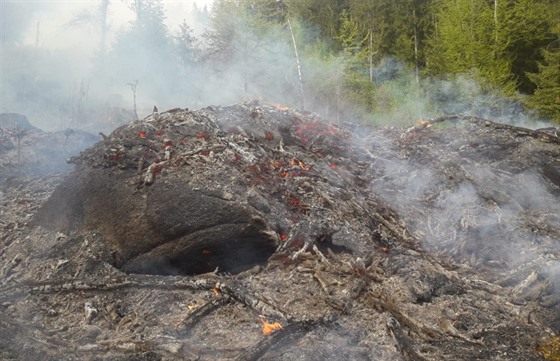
[2,102,559,360]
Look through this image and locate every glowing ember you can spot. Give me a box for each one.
[202,249,211,256]
[271,161,283,169]
[290,157,311,170]
[260,319,283,335]
[138,131,146,138]
[330,163,337,169]
[280,233,288,240]
[288,196,301,208]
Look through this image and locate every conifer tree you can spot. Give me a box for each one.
[426,0,516,94]
[526,48,560,122]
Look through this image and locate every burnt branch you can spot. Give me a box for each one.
[175,296,232,337]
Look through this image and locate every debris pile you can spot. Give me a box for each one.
[1,102,560,360]
[0,113,98,182]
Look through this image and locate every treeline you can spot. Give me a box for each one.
[3,0,559,128]
[198,0,559,123]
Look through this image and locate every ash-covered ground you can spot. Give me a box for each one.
[1,102,559,360]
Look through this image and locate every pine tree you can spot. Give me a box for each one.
[426,0,516,95]
[203,0,291,99]
[526,48,560,123]
[175,20,199,67]
[284,0,348,43]
[348,0,388,82]
[101,0,179,108]
[502,0,553,94]
[336,9,375,109]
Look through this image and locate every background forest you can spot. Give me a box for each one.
[1,0,559,131]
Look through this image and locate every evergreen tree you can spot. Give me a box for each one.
[284,0,348,45]
[348,0,389,81]
[203,0,292,100]
[502,0,553,94]
[102,0,179,108]
[175,20,199,67]
[337,10,375,109]
[526,47,560,122]
[426,0,516,94]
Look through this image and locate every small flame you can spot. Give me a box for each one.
[416,119,432,128]
[272,104,289,111]
[138,131,146,138]
[260,319,283,335]
[212,287,220,296]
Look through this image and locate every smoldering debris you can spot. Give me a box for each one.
[0,113,99,182]
[1,102,559,360]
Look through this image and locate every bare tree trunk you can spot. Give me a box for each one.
[127,80,139,119]
[99,0,110,56]
[35,20,40,47]
[413,5,421,121]
[287,19,305,110]
[369,30,373,83]
[494,0,498,45]
[413,7,419,85]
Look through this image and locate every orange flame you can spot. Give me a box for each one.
[416,119,432,128]
[260,319,283,335]
[212,287,220,296]
[272,104,289,111]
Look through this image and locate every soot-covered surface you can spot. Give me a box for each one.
[1,102,560,360]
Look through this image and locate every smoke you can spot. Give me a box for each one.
[2,0,555,134]
[0,1,213,131]
[367,120,560,290]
